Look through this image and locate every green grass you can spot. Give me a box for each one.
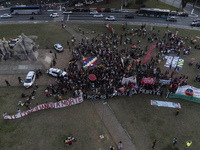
[0,23,73,49]
[67,22,200,149]
[108,95,200,149]
[0,22,200,149]
[144,0,182,11]
[68,22,200,87]
[0,86,115,150]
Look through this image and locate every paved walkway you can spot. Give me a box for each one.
[63,23,137,150]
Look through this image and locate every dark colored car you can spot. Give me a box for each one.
[192,19,200,23]
[95,8,102,12]
[125,13,134,19]
[81,8,90,12]
[178,12,188,17]
[191,22,200,27]
[103,8,111,12]
[169,11,177,16]
[71,8,80,12]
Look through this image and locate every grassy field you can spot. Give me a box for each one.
[0,22,200,150]
[67,22,200,87]
[0,86,115,150]
[0,23,73,49]
[67,22,200,149]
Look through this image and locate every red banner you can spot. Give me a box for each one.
[3,96,83,119]
[105,23,114,33]
[141,77,155,85]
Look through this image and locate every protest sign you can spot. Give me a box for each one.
[3,96,83,120]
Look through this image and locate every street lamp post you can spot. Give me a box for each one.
[99,101,107,139]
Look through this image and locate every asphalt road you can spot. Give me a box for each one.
[0,9,199,30]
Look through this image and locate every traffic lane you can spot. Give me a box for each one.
[0,15,54,21]
[0,9,10,14]
[67,14,193,27]
[0,12,55,21]
[132,16,193,26]
[65,12,134,21]
[68,11,129,17]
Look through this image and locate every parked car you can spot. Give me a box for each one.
[23,71,36,88]
[94,8,102,12]
[169,11,177,16]
[71,8,80,12]
[166,16,177,22]
[50,13,59,17]
[191,22,200,27]
[93,14,103,18]
[112,9,121,13]
[90,11,98,15]
[8,38,19,48]
[86,1,94,5]
[103,8,111,12]
[81,8,90,12]
[63,11,72,14]
[54,44,64,52]
[192,19,200,23]
[75,3,83,7]
[0,14,12,18]
[48,68,67,77]
[178,12,188,17]
[125,13,134,18]
[105,16,115,21]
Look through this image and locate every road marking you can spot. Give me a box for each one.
[67,14,70,21]
[18,65,28,70]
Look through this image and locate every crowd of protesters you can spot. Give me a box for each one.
[14,24,198,110]
[35,24,197,102]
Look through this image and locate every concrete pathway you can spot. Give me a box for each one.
[63,24,137,150]
[92,100,137,150]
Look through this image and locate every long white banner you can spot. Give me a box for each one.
[3,96,83,120]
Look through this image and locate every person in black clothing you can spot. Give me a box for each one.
[5,80,10,86]
[18,77,22,83]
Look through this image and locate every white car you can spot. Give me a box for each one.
[75,3,83,7]
[105,16,115,21]
[93,14,103,18]
[90,11,98,15]
[86,1,94,4]
[23,71,36,88]
[48,68,67,77]
[54,44,64,52]
[0,14,12,18]
[63,11,72,14]
[50,13,59,18]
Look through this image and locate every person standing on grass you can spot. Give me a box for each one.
[173,138,177,146]
[151,139,157,149]
[175,109,180,116]
[18,77,22,83]
[184,140,192,149]
[5,80,10,86]
[118,141,123,150]
[110,145,114,150]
